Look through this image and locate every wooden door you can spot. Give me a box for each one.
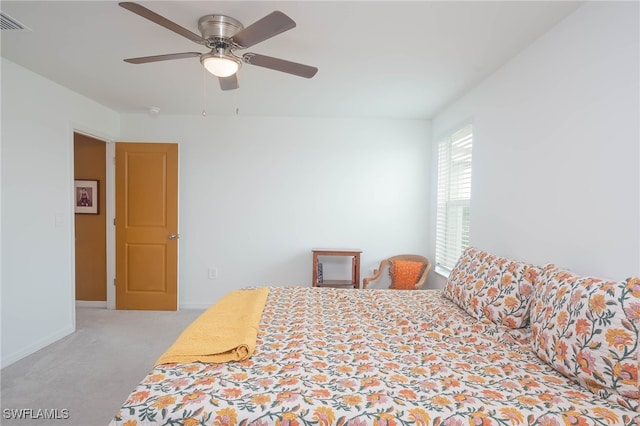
[116,143,178,310]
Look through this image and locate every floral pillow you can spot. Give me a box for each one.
[443,247,539,328]
[530,266,640,410]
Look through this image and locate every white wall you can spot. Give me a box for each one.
[7,0,635,366]
[431,1,639,287]
[120,115,431,307]
[1,58,120,367]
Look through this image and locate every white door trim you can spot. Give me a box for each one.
[106,141,116,309]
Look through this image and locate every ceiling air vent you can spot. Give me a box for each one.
[0,12,28,31]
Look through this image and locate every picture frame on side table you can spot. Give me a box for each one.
[74,179,99,214]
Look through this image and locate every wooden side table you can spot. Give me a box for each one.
[312,249,362,289]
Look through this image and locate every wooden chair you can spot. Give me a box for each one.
[363,254,432,290]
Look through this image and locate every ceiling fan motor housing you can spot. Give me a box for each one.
[198,14,243,75]
[198,15,243,41]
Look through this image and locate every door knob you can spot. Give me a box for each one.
[168,234,179,240]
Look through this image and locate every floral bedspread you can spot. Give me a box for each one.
[111,287,639,425]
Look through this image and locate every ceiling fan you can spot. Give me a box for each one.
[119,2,318,91]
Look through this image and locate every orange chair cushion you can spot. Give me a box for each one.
[390,260,425,290]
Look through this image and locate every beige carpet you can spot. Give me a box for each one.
[1,307,203,426]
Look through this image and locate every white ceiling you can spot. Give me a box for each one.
[1,1,583,119]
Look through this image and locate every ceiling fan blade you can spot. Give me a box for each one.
[124,52,202,64]
[242,53,318,78]
[119,2,205,45]
[232,11,295,48]
[219,74,239,91]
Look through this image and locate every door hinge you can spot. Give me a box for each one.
[113,218,116,226]
[113,278,116,287]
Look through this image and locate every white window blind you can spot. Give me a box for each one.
[435,124,473,273]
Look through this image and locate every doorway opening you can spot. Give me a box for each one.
[74,133,107,307]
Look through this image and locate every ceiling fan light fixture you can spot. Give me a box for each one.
[201,54,241,77]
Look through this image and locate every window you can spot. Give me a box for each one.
[435,124,473,274]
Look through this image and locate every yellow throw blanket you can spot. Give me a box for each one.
[155,287,269,366]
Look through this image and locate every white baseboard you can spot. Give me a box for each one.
[76,301,203,310]
[179,303,210,310]
[75,300,107,309]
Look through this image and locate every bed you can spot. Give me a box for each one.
[111,253,640,426]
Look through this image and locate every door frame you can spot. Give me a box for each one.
[72,131,180,311]
[105,141,116,309]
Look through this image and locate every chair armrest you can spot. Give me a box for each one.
[413,262,432,289]
[363,259,389,289]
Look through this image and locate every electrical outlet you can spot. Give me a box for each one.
[208,268,218,280]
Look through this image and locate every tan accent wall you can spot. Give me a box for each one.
[74,133,106,301]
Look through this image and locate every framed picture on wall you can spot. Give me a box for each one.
[74,179,99,214]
